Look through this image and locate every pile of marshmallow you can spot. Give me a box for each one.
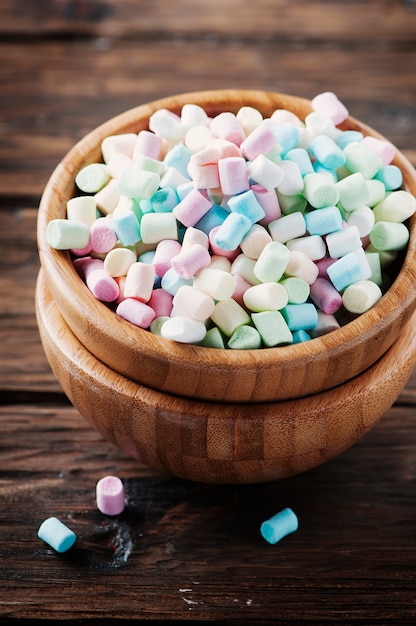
[46,91,416,349]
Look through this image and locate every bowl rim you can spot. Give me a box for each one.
[37,89,416,399]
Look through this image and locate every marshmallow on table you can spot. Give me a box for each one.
[38,517,76,553]
[96,475,125,516]
[260,507,298,544]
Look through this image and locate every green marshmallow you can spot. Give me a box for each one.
[280,277,310,304]
[302,173,340,209]
[344,141,383,179]
[150,316,170,336]
[75,162,111,193]
[198,326,226,349]
[46,218,90,250]
[369,221,410,251]
[227,325,262,350]
[252,311,293,348]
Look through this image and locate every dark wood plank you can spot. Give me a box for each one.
[1,0,416,41]
[1,40,416,197]
[1,402,416,622]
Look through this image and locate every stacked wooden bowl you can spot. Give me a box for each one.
[36,90,416,483]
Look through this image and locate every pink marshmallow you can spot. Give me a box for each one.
[240,122,278,161]
[96,476,125,516]
[252,184,282,225]
[310,277,343,314]
[116,297,156,328]
[173,189,213,227]
[148,288,173,317]
[210,112,246,147]
[90,217,118,254]
[133,130,164,160]
[73,257,120,302]
[311,91,349,126]
[171,243,211,279]
[361,136,396,166]
[231,273,252,307]
[218,157,250,195]
[153,239,182,277]
[316,256,337,279]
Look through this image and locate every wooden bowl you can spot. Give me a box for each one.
[36,269,416,484]
[37,89,416,403]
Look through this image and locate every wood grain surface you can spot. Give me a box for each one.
[1,0,416,622]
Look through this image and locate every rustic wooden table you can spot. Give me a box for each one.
[1,1,416,623]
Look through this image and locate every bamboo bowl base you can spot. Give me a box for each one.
[36,270,416,484]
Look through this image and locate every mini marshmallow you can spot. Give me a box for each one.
[254,241,291,282]
[124,262,155,302]
[293,329,311,343]
[227,325,262,350]
[252,184,282,224]
[284,250,320,284]
[305,111,341,141]
[310,277,343,314]
[90,217,118,254]
[284,148,314,177]
[374,165,403,191]
[243,282,288,312]
[111,211,141,246]
[148,288,173,318]
[302,172,340,209]
[103,246,137,277]
[140,212,178,244]
[231,253,261,286]
[118,167,160,200]
[116,297,156,328]
[173,189,213,227]
[193,267,237,300]
[134,129,164,160]
[327,252,368,291]
[336,171,371,211]
[210,298,251,337]
[251,310,293,347]
[280,277,310,304]
[185,124,214,154]
[210,112,245,146]
[199,326,226,349]
[286,235,326,261]
[75,163,111,193]
[149,108,185,142]
[181,103,210,130]
[38,517,76,553]
[96,475,125,516]
[218,156,250,195]
[276,160,304,196]
[240,121,278,161]
[173,285,215,321]
[282,303,318,331]
[102,133,138,163]
[372,190,416,223]
[73,257,120,303]
[369,221,410,251]
[304,205,342,236]
[344,141,383,179]
[160,315,207,343]
[361,135,395,166]
[46,219,90,250]
[310,310,341,337]
[240,223,272,259]
[342,279,382,314]
[227,188,265,223]
[164,143,192,178]
[272,121,300,155]
[268,212,306,244]
[236,105,263,135]
[171,243,211,279]
[346,205,375,237]
[309,135,346,170]
[107,152,134,178]
[94,178,121,215]
[160,166,191,190]
[161,267,193,295]
[214,212,252,251]
[66,195,97,227]
[195,204,229,235]
[326,225,362,258]
[247,154,284,191]
[311,91,349,125]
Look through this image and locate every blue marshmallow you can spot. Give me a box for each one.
[292,329,311,343]
[374,165,403,191]
[260,507,298,545]
[227,189,265,223]
[38,516,76,553]
[335,130,364,150]
[305,205,343,236]
[112,211,141,246]
[273,122,301,155]
[164,143,192,178]
[282,303,318,331]
[150,188,179,213]
[195,204,229,234]
[310,134,346,170]
[214,212,252,250]
[161,267,193,295]
[327,252,366,291]
[284,148,314,177]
